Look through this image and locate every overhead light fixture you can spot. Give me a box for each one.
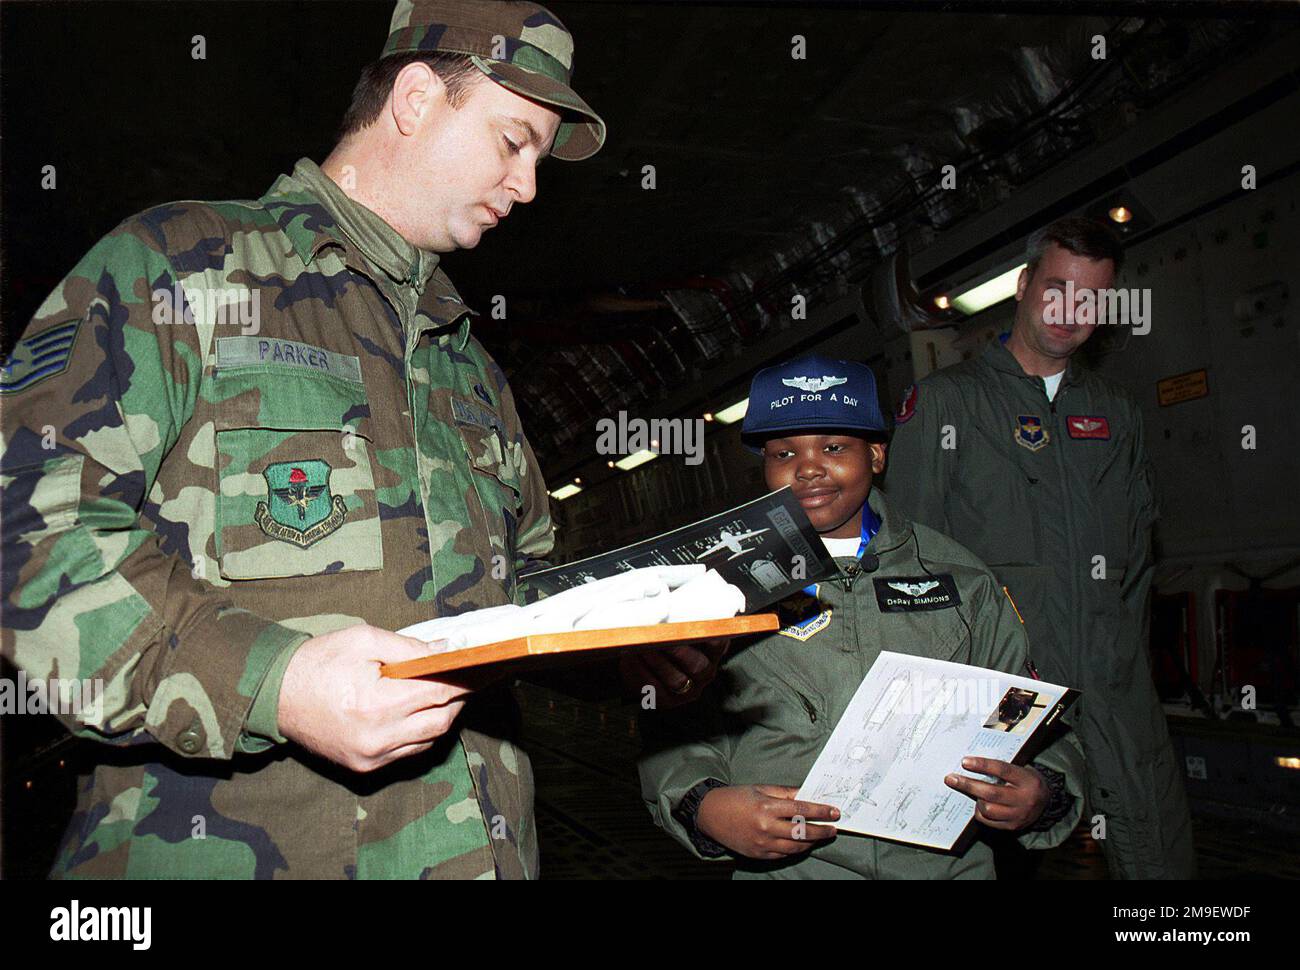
[703,412,715,422]
[614,449,657,471]
[573,477,582,485]
[713,398,748,425]
[934,294,950,310]
[951,263,1025,316]
[550,483,583,500]
[606,460,615,469]
[1277,756,1300,771]
[1090,194,1149,235]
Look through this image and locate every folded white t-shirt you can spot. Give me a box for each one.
[822,536,861,558]
[397,565,746,650]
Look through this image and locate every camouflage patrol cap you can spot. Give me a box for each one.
[383,0,606,161]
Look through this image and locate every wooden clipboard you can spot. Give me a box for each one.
[382,613,780,679]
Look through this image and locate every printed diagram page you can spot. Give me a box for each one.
[796,652,1077,850]
[521,487,837,612]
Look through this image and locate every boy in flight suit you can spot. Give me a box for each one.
[638,354,1086,878]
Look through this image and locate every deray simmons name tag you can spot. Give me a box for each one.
[873,575,961,612]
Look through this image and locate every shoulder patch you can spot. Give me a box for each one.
[1,319,82,394]
[894,383,918,425]
[873,574,961,612]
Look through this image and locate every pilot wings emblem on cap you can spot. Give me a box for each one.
[887,580,940,597]
[782,375,848,393]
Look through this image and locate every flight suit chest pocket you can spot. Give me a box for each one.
[212,369,383,580]
[1086,437,1139,573]
[952,423,1042,566]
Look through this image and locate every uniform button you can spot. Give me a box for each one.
[177,719,205,754]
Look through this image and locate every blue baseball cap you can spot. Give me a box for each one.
[740,353,889,453]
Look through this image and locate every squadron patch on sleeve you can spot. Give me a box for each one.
[894,383,918,425]
[0,319,81,394]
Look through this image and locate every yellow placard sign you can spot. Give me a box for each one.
[1157,369,1209,407]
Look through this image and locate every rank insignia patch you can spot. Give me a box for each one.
[0,319,81,394]
[255,460,347,547]
[1066,415,1110,440]
[1014,414,1049,451]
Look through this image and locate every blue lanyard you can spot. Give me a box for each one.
[856,503,881,559]
[804,504,879,596]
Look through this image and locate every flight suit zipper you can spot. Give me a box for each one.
[841,559,861,592]
[1047,380,1082,685]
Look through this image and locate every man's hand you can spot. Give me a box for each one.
[618,638,729,707]
[695,784,839,860]
[944,756,1049,830]
[277,625,471,773]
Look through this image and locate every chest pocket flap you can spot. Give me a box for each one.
[454,399,523,505]
[213,367,383,580]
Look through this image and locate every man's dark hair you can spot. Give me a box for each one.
[1025,216,1125,276]
[337,52,483,141]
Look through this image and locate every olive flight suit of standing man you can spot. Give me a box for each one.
[0,1,608,879]
[886,217,1196,879]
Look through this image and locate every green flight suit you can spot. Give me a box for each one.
[638,490,1086,879]
[1,158,551,878]
[886,336,1195,878]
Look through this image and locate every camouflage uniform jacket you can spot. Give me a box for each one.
[0,158,552,878]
